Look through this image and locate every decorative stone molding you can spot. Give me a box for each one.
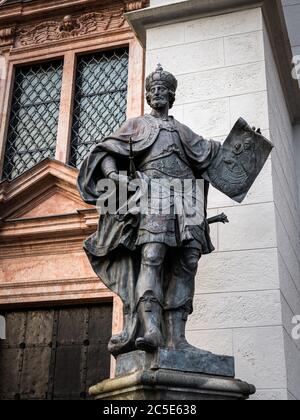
[0,158,90,218]
[0,159,98,257]
[0,26,15,47]
[0,0,148,29]
[0,0,148,48]
[0,211,98,254]
[125,0,148,12]
[0,158,107,307]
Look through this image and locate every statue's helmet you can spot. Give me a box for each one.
[146,64,178,108]
[146,64,178,92]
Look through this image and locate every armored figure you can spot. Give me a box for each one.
[78,65,272,356]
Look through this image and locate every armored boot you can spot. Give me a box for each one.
[135,292,163,352]
[165,308,199,352]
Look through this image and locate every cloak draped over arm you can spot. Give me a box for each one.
[176,121,221,175]
[77,117,156,206]
[77,147,108,205]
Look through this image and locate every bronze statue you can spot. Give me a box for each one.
[78,65,272,357]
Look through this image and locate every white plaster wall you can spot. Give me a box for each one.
[294,124,300,209]
[282,0,300,53]
[264,26,300,401]
[145,6,291,400]
[282,0,300,88]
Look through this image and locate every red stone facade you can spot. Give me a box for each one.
[0,0,147,378]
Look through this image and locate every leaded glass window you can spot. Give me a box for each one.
[69,48,129,168]
[3,60,63,181]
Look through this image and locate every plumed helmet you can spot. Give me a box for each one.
[146,64,178,92]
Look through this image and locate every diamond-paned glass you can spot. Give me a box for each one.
[69,48,129,168]
[3,60,63,181]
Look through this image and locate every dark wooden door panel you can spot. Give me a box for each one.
[52,346,84,400]
[86,344,111,393]
[88,306,113,345]
[3,312,26,346]
[0,303,112,400]
[0,348,22,400]
[20,347,52,400]
[25,310,54,346]
[56,307,88,345]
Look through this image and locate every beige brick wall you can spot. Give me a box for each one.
[264,24,300,400]
[295,124,300,205]
[282,0,300,53]
[145,5,295,400]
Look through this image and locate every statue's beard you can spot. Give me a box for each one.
[150,99,168,110]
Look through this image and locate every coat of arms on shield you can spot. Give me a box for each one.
[204,117,274,203]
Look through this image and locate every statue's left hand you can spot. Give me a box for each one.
[252,126,262,134]
[219,213,229,224]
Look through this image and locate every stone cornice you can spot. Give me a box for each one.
[125,0,300,124]
[0,0,148,27]
[0,159,98,256]
[0,0,148,50]
[0,209,98,242]
[0,158,87,219]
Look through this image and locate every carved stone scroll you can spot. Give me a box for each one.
[0,26,15,47]
[16,9,127,47]
[125,0,148,12]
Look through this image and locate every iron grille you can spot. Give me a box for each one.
[69,48,129,168]
[3,60,63,181]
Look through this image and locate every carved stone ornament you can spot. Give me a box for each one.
[124,0,148,12]
[15,1,146,48]
[0,26,16,47]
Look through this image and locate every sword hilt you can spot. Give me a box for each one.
[129,137,136,179]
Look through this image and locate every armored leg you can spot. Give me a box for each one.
[164,247,201,351]
[135,243,167,352]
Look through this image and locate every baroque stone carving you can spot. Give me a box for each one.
[0,26,16,47]
[59,15,81,36]
[16,9,127,47]
[125,0,148,12]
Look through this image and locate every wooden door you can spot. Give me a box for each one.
[0,304,112,400]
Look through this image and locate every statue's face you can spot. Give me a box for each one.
[148,83,169,110]
[63,16,74,31]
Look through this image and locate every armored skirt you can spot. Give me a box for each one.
[77,114,221,354]
[132,126,214,254]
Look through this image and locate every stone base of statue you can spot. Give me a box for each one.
[89,349,256,401]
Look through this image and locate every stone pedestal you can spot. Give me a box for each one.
[89,349,256,400]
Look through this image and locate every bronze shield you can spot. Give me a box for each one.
[204,118,273,203]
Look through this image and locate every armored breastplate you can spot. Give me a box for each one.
[138,121,194,179]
